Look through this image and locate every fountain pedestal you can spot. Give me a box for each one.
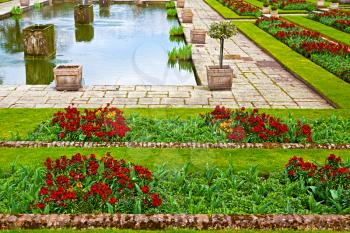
[74,4,94,24]
[23,24,56,58]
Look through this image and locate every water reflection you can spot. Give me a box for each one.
[75,24,94,42]
[0,17,23,54]
[168,59,193,73]
[25,59,55,84]
[99,7,110,17]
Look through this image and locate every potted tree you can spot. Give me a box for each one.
[329,0,339,9]
[207,21,237,91]
[270,4,278,17]
[262,0,270,14]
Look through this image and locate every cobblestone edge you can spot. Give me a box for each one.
[1,141,350,149]
[0,214,349,230]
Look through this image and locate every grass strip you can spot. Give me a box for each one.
[1,147,349,173]
[233,21,350,109]
[203,0,255,19]
[3,230,350,233]
[244,0,308,13]
[283,16,350,46]
[2,108,350,139]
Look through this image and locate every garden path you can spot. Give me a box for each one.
[181,0,332,109]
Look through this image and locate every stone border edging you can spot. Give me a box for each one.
[1,141,350,149]
[0,214,349,230]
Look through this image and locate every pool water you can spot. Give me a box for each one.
[0,3,196,85]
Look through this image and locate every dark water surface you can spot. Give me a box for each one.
[0,3,196,85]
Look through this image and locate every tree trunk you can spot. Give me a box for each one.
[219,38,224,69]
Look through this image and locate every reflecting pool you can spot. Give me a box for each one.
[0,3,196,85]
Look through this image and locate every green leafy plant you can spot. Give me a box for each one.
[263,0,269,7]
[169,25,184,36]
[166,8,177,17]
[34,1,41,9]
[166,1,176,8]
[167,44,192,61]
[208,21,237,68]
[271,4,278,10]
[11,6,23,15]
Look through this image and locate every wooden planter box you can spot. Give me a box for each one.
[74,4,94,24]
[329,2,339,8]
[262,6,270,14]
[177,0,185,8]
[190,29,206,44]
[99,0,110,7]
[20,0,30,6]
[181,8,193,23]
[207,65,233,91]
[54,65,82,91]
[23,24,56,58]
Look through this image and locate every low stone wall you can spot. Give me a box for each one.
[0,214,349,230]
[0,141,350,149]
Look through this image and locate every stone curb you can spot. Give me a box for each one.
[0,214,349,230]
[1,141,350,149]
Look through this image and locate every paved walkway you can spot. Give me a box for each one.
[0,0,333,108]
[179,0,332,109]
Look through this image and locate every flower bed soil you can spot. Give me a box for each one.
[1,141,350,149]
[0,214,349,230]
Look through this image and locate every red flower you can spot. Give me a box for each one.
[36,202,45,209]
[141,186,149,194]
[109,197,117,205]
[289,169,294,176]
[150,193,162,207]
[59,132,65,139]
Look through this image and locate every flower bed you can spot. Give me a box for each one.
[309,10,350,33]
[0,153,349,214]
[218,0,261,16]
[256,17,350,82]
[21,105,350,144]
[272,0,315,11]
[34,153,162,213]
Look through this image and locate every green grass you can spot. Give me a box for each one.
[233,21,350,109]
[3,230,350,233]
[283,16,350,46]
[244,0,308,13]
[4,230,350,233]
[203,0,255,19]
[1,147,349,173]
[2,108,350,139]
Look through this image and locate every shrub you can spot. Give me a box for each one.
[32,153,162,213]
[168,44,192,61]
[11,6,23,15]
[36,104,130,142]
[169,25,184,36]
[166,1,176,8]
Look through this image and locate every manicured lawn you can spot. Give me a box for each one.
[203,0,255,19]
[3,230,350,233]
[283,16,350,46]
[233,21,350,109]
[1,147,349,173]
[244,0,308,13]
[2,108,350,139]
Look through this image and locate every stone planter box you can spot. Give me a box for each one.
[23,24,56,58]
[74,4,94,24]
[207,65,233,91]
[271,10,278,17]
[177,0,185,8]
[262,6,270,14]
[317,0,324,7]
[54,65,82,91]
[20,0,30,6]
[329,2,339,8]
[99,0,110,7]
[181,8,193,23]
[190,28,206,44]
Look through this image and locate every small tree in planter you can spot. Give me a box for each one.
[270,4,278,17]
[262,0,270,14]
[207,21,237,91]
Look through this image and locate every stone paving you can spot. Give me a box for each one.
[0,0,333,108]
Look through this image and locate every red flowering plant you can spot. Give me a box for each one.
[309,10,350,33]
[285,154,350,208]
[201,106,312,143]
[256,17,350,82]
[219,0,261,16]
[32,153,162,214]
[48,104,131,141]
